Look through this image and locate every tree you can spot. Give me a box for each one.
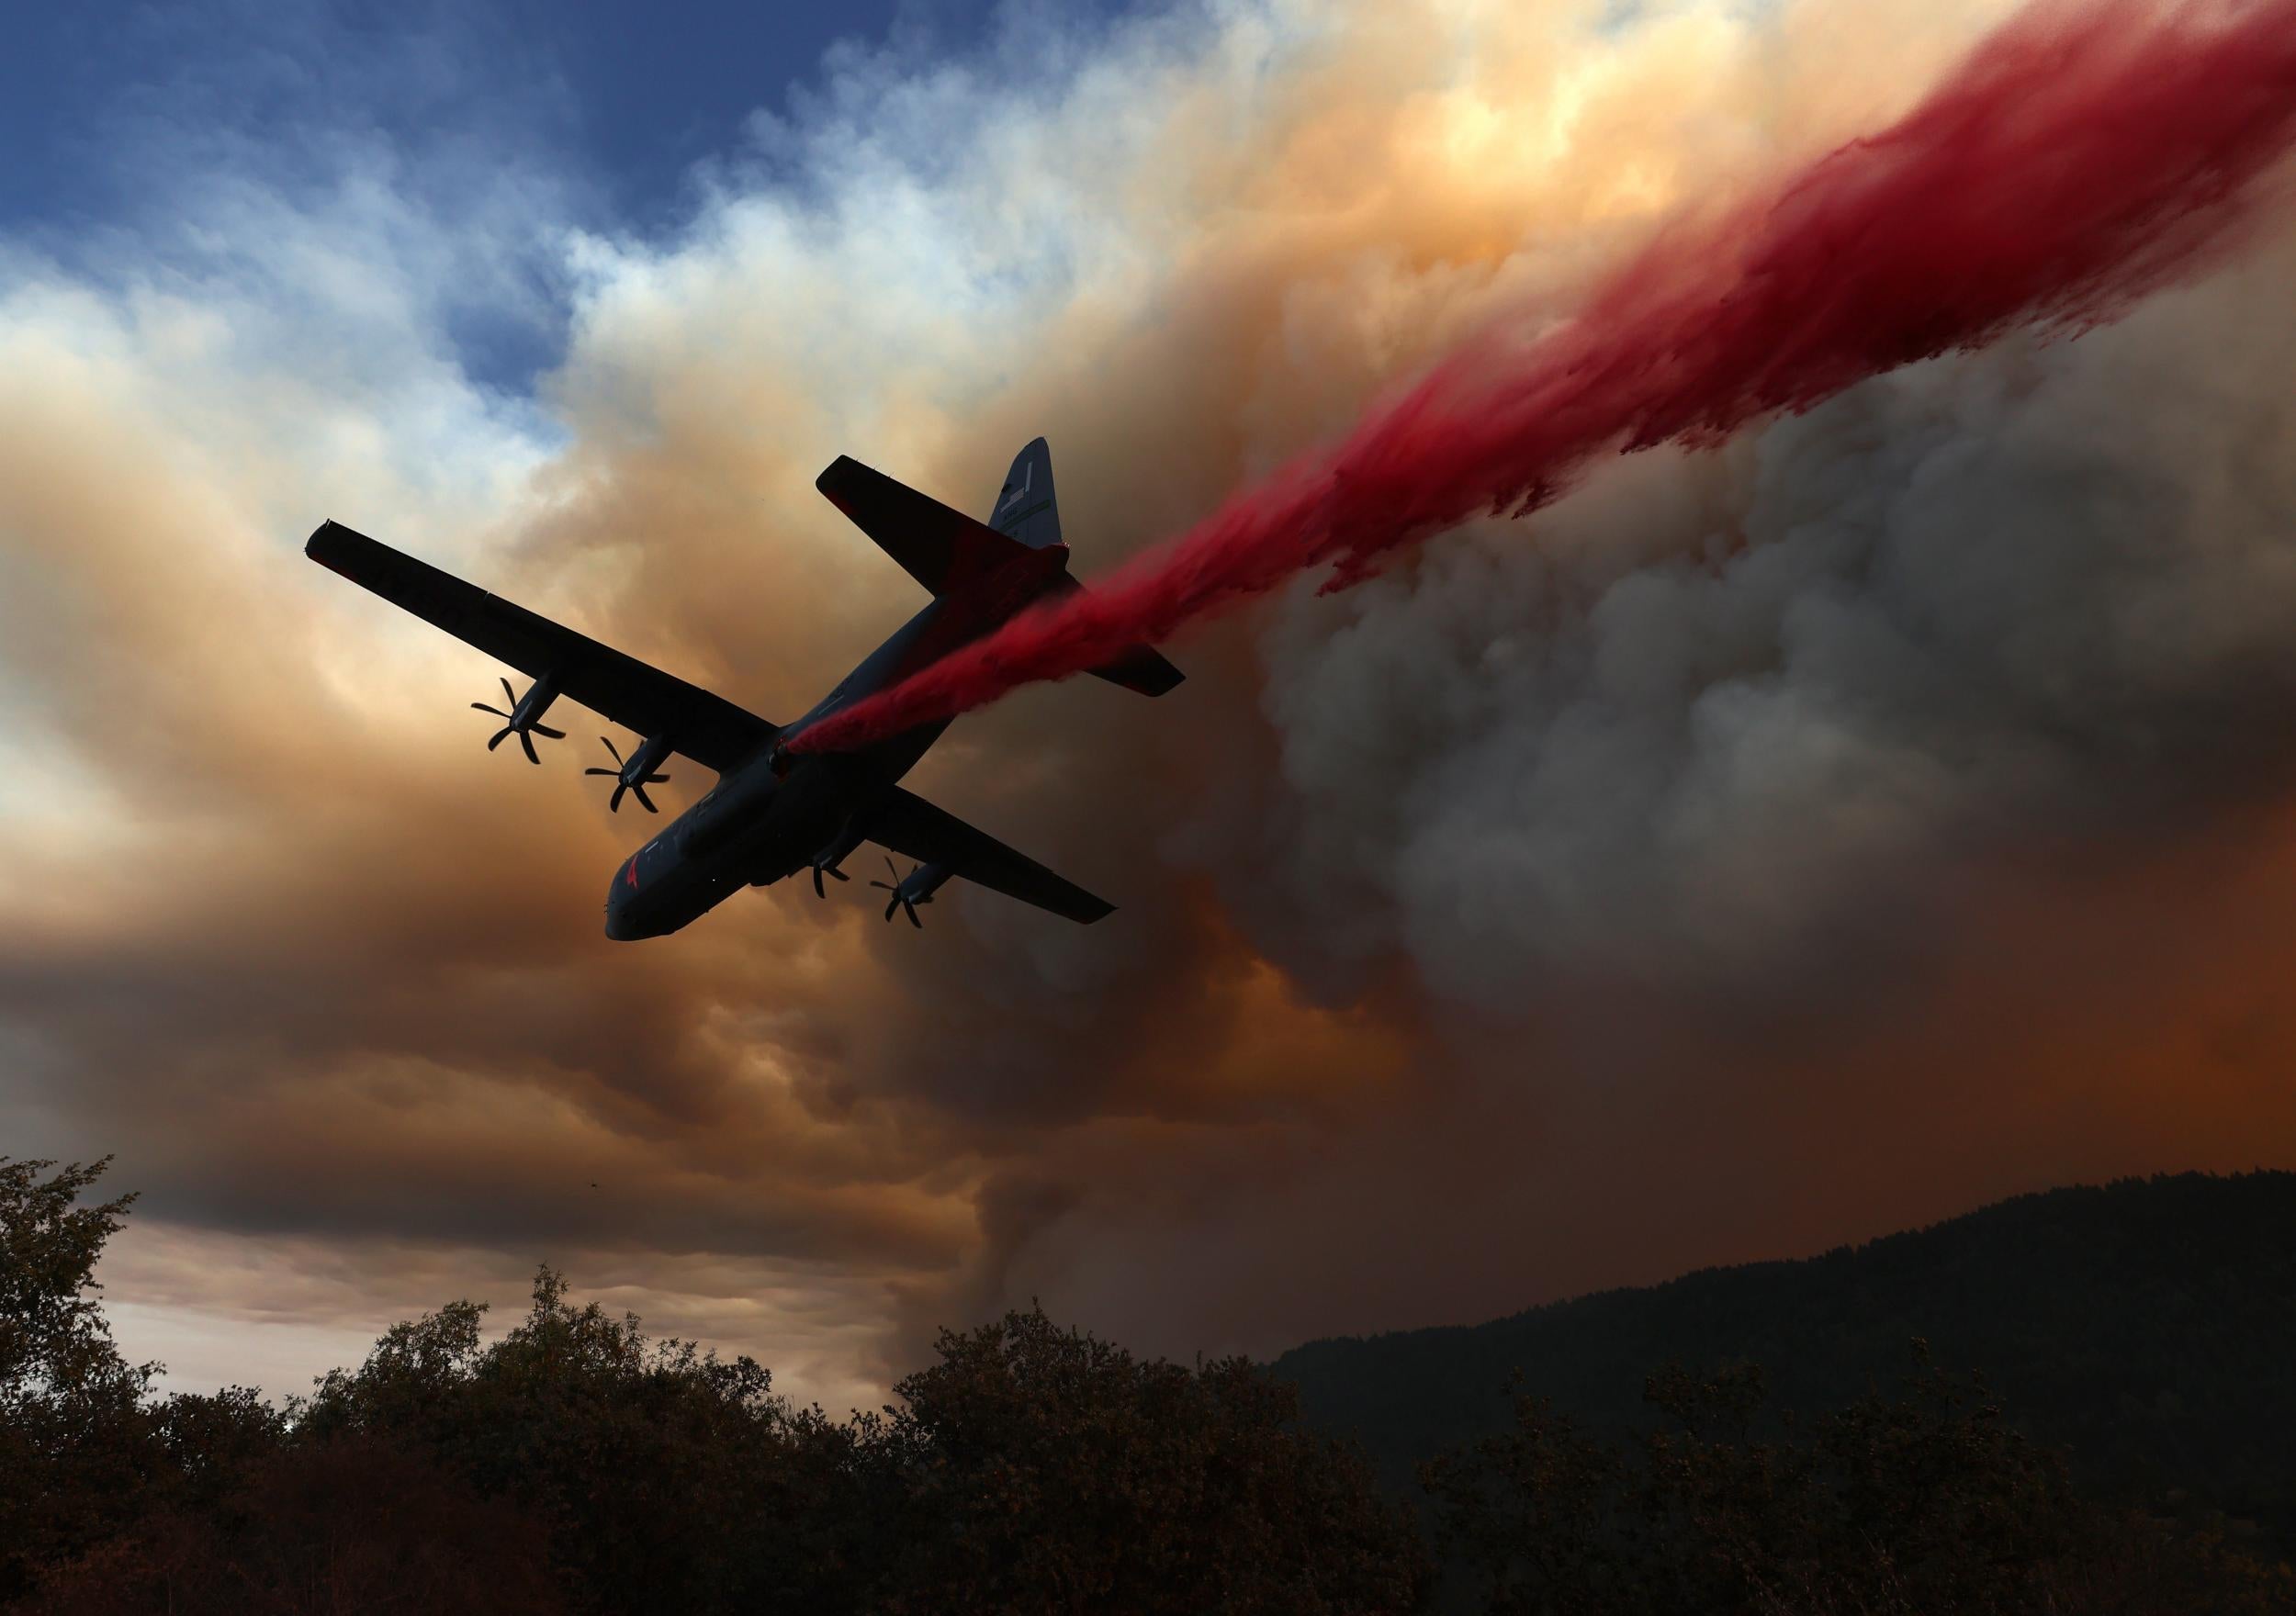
[17,1155,2282,1616]
[298,1265,875,1613]
[21,1437,561,1616]
[864,1307,1432,1614]
[0,1159,165,1603]
[1423,1345,2296,1615]
[1419,1379,1626,1616]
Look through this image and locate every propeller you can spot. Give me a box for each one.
[584,735,670,814]
[472,677,565,765]
[813,822,872,895]
[870,857,931,928]
[810,821,866,898]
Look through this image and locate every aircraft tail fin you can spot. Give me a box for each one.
[816,455,1038,598]
[996,440,1181,694]
[816,440,1183,697]
[987,438,1063,549]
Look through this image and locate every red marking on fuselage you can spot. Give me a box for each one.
[625,858,640,890]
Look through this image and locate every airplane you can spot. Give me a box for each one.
[305,439,1181,940]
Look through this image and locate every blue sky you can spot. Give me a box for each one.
[2,0,1024,388]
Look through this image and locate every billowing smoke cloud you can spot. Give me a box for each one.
[796,0,2296,755]
[1211,228,2296,994]
[4,0,2296,1406]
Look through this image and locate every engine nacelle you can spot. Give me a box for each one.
[902,861,954,904]
[814,820,866,876]
[621,733,674,787]
[871,857,955,926]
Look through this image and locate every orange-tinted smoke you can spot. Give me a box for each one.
[791,0,2296,757]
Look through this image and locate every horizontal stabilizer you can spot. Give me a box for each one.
[818,443,1182,696]
[1040,574,1186,698]
[1087,644,1186,698]
[816,455,1038,598]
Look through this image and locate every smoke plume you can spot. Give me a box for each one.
[794,0,2296,755]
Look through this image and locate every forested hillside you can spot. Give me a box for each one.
[8,1158,2290,1611]
[1275,1172,2296,1537]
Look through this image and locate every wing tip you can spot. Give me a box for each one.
[306,518,365,570]
[1086,646,1186,698]
[1141,663,1186,698]
[815,455,866,498]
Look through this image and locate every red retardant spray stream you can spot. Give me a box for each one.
[790,0,2296,758]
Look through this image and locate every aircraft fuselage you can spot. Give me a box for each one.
[602,544,1067,940]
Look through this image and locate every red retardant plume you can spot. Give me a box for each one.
[790,0,2296,757]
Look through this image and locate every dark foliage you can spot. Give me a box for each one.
[1277,1171,2296,1544]
[863,1308,1433,1613]
[5,1158,2289,1613]
[1,1158,1422,1615]
[22,1438,562,1616]
[0,1160,163,1605]
[292,1270,881,1610]
[1423,1351,2294,1615]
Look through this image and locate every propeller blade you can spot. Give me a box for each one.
[501,677,517,707]
[488,727,512,751]
[813,866,826,899]
[824,865,849,882]
[866,860,926,927]
[519,730,541,766]
[472,702,511,717]
[588,738,651,811]
[532,724,565,741]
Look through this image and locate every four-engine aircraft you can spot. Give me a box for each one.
[306,440,1181,939]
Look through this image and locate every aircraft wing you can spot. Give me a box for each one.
[865,788,1115,925]
[306,521,779,775]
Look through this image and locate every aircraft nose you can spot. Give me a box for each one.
[604,894,660,942]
